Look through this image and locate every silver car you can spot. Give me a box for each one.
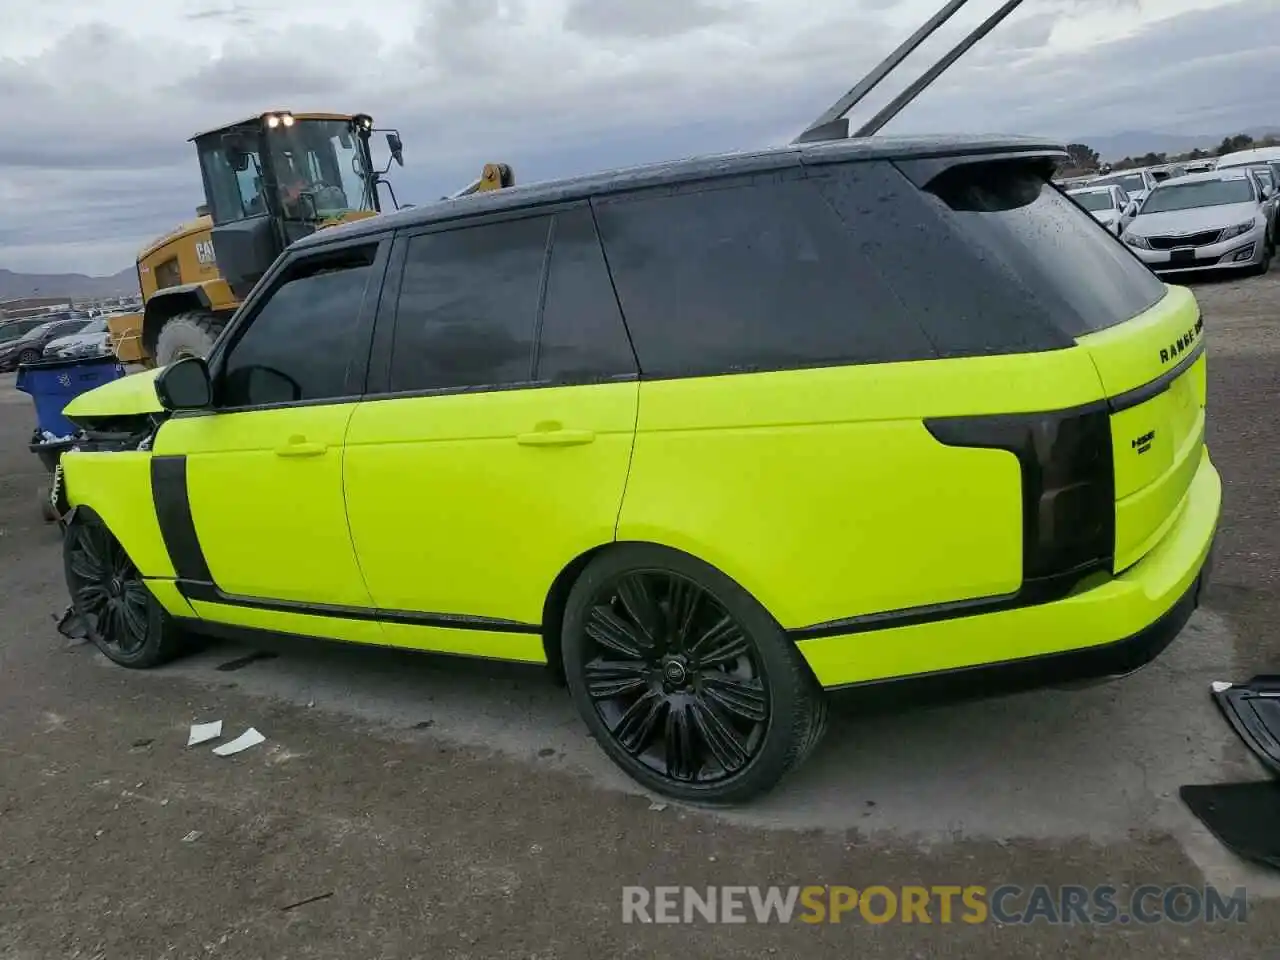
[1067,184,1138,235]
[1122,170,1273,276]
[42,316,111,360]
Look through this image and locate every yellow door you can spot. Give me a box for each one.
[150,238,387,617]
[155,404,372,608]
[342,205,639,660]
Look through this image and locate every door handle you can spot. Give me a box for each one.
[275,436,327,458]
[516,426,596,447]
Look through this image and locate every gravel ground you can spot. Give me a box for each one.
[1,271,1278,958]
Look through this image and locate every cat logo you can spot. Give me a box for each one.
[195,240,217,266]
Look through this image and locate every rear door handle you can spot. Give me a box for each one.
[516,427,596,447]
[275,436,327,458]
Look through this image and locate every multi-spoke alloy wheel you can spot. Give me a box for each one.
[63,512,184,668]
[563,545,827,805]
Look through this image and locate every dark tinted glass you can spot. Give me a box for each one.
[390,216,550,392]
[921,160,1167,337]
[220,247,375,407]
[593,172,937,378]
[535,208,636,384]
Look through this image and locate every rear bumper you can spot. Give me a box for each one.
[798,448,1221,691]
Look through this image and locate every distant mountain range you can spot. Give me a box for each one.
[1081,127,1280,162]
[0,267,138,302]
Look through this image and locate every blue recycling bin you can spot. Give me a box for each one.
[15,355,127,441]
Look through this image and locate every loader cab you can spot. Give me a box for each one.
[193,112,382,299]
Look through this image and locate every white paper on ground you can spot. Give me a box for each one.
[1210,681,1233,693]
[212,728,265,757]
[187,720,223,747]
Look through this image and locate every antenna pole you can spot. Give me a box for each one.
[792,0,973,144]
[852,0,1029,138]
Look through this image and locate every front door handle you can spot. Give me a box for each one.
[275,436,327,458]
[516,426,596,447]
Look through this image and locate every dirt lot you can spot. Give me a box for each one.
[2,272,1279,958]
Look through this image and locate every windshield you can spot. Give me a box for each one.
[266,119,374,221]
[196,118,374,224]
[1093,173,1147,194]
[75,317,108,335]
[1140,178,1257,214]
[1070,190,1115,212]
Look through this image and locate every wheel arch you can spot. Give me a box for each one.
[60,452,177,579]
[141,285,213,355]
[539,538,790,678]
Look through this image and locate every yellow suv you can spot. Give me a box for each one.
[58,136,1220,804]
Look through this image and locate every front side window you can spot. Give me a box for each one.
[196,129,266,225]
[218,246,377,408]
[389,216,550,393]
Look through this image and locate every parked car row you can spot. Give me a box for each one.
[1058,150,1278,279]
[0,315,114,373]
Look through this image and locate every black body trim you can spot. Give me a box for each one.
[175,580,542,633]
[825,562,1207,704]
[1106,335,1205,414]
[150,456,212,582]
[150,456,540,636]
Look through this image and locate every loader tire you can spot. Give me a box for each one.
[154,310,224,367]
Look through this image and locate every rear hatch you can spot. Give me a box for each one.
[905,153,1207,577]
[1074,285,1205,571]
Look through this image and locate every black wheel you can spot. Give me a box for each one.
[562,545,828,805]
[63,513,185,668]
[18,348,39,365]
[153,309,224,367]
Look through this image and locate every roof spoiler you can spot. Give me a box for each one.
[793,0,1029,144]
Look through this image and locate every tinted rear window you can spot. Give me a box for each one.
[919,160,1167,337]
[592,170,939,378]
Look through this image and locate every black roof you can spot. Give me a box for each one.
[295,133,1067,250]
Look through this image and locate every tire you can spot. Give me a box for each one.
[562,544,828,805]
[63,512,187,669]
[1252,242,1272,277]
[17,348,39,365]
[153,309,224,367]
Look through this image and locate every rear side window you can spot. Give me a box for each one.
[390,216,550,392]
[535,207,637,384]
[220,246,376,407]
[592,172,937,377]
[918,160,1166,337]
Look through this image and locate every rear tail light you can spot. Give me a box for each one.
[926,405,1115,602]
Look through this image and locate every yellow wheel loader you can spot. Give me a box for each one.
[117,110,514,367]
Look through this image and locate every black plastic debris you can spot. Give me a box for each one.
[55,604,88,641]
[1212,677,1280,776]
[1181,782,1280,870]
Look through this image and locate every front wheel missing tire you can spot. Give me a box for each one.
[562,544,827,805]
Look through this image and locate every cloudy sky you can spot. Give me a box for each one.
[0,0,1275,276]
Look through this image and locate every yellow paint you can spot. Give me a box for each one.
[154,404,374,608]
[61,451,175,578]
[344,381,639,624]
[62,367,163,419]
[143,579,198,618]
[615,345,1105,630]
[106,312,148,364]
[798,450,1220,687]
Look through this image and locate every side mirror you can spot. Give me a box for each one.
[386,132,404,167]
[1127,202,1140,217]
[155,356,212,411]
[1262,187,1274,201]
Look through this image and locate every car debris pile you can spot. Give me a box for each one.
[1181,677,1280,870]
